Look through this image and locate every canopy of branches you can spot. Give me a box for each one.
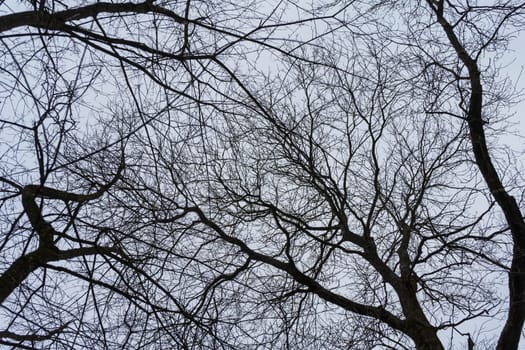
[0,1,524,349]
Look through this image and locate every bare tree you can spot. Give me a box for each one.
[422,3,525,348]
[1,0,524,349]
[407,2,525,348]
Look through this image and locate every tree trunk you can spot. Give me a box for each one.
[496,239,525,350]
[427,2,525,348]
[411,328,445,350]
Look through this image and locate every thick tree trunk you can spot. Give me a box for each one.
[411,328,445,350]
[0,252,41,304]
[496,237,525,350]
[426,2,525,349]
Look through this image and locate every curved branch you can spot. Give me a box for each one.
[0,1,185,34]
[426,2,525,349]
[190,206,408,334]
[0,244,118,303]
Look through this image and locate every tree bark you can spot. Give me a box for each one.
[0,251,45,304]
[412,330,445,350]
